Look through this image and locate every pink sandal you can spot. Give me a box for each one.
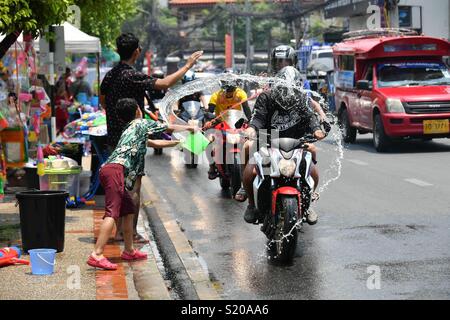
[121,249,148,261]
[87,255,118,270]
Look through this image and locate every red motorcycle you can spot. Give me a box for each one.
[210,110,247,197]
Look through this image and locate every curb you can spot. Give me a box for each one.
[131,207,172,300]
[141,176,221,300]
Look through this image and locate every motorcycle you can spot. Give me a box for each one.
[179,100,208,168]
[211,110,247,197]
[252,134,318,262]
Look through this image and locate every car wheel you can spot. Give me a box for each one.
[338,108,357,143]
[373,114,391,152]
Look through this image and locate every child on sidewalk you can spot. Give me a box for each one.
[87,98,196,270]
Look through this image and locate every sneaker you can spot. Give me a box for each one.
[87,255,118,270]
[244,205,259,224]
[121,249,148,261]
[306,208,318,225]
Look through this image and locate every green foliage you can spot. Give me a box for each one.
[75,0,137,49]
[0,0,73,37]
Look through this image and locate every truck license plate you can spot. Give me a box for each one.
[423,119,449,134]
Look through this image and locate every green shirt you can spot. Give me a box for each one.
[106,118,168,190]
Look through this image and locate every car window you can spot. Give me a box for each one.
[319,52,333,58]
[377,62,450,88]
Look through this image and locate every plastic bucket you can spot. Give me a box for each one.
[182,132,210,155]
[28,248,56,275]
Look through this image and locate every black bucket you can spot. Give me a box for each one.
[16,190,69,253]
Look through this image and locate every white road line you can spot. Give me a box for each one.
[347,159,369,166]
[404,178,433,187]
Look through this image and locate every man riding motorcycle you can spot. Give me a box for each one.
[238,65,328,225]
[205,78,252,180]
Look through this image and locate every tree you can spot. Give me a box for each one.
[0,0,73,59]
[75,0,137,49]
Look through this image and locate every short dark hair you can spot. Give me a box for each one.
[116,33,140,61]
[116,98,138,124]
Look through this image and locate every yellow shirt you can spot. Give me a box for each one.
[209,88,247,116]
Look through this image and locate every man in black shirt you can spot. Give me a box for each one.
[239,66,326,224]
[100,33,202,242]
[101,33,203,149]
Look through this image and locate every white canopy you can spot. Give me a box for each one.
[0,22,101,53]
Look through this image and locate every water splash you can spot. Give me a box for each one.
[157,73,345,257]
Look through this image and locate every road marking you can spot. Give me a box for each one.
[404,178,433,187]
[348,159,369,166]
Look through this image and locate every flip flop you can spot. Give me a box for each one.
[87,255,118,270]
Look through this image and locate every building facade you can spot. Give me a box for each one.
[324,0,450,40]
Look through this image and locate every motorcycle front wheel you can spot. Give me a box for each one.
[267,196,299,263]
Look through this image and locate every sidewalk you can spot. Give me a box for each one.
[0,196,169,300]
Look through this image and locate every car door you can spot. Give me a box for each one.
[358,65,375,129]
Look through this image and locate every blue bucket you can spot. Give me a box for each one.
[28,249,56,275]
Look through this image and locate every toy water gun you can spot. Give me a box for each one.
[0,247,30,267]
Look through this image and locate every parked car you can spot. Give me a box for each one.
[333,30,450,152]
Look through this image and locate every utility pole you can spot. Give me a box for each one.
[230,15,235,71]
[245,0,252,73]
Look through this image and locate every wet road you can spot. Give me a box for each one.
[144,132,450,299]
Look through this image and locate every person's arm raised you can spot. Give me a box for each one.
[154,51,203,90]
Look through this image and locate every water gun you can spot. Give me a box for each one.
[0,247,30,267]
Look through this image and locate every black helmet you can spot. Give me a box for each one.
[270,45,298,74]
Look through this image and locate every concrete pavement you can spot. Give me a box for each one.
[0,196,170,300]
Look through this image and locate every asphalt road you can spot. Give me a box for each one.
[144,130,450,299]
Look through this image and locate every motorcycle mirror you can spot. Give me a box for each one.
[235,118,245,129]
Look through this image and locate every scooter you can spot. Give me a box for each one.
[179,100,207,168]
[252,133,318,262]
[211,110,247,197]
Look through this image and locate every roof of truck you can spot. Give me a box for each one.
[333,35,450,59]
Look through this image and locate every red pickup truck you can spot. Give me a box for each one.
[333,31,450,151]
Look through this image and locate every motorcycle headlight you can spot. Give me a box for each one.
[226,133,241,145]
[278,159,296,178]
[385,98,405,113]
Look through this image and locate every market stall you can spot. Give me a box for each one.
[0,22,103,205]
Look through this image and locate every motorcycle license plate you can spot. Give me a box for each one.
[423,119,449,134]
